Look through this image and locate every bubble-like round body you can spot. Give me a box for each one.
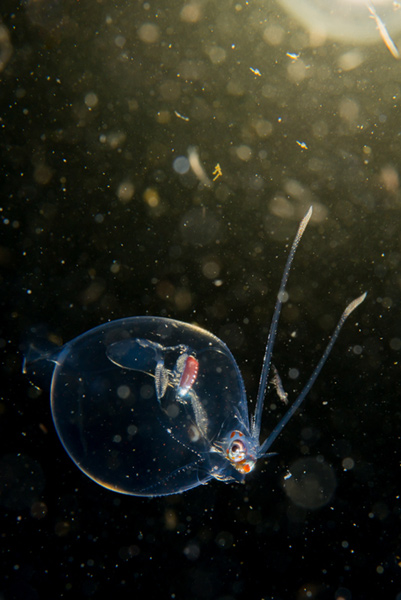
[43,317,254,496]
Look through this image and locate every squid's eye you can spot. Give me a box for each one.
[228,438,247,463]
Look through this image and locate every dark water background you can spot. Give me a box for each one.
[1,1,400,599]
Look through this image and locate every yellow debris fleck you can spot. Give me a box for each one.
[212,163,222,181]
[174,110,190,121]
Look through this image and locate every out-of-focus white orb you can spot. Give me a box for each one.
[277,0,401,44]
